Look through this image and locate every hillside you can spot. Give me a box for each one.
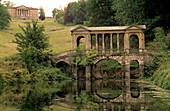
[0,19,75,58]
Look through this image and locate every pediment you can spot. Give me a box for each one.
[126,25,146,30]
[70,26,89,32]
[17,5,29,9]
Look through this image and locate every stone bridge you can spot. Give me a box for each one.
[51,25,155,79]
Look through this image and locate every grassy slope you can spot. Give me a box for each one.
[0,19,77,58]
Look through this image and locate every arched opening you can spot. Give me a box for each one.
[130,60,139,79]
[95,59,122,78]
[130,82,140,98]
[129,34,139,53]
[77,36,85,50]
[95,80,122,99]
[56,61,71,74]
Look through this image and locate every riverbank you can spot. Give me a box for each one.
[0,54,71,86]
[152,61,170,89]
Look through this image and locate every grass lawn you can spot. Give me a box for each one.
[0,19,78,58]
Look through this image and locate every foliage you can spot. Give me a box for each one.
[39,7,45,21]
[97,59,121,71]
[13,20,50,73]
[113,0,145,26]
[72,47,98,66]
[86,0,117,26]
[73,91,98,111]
[52,8,57,18]
[86,47,98,65]
[144,27,169,77]
[64,3,73,25]
[31,67,71,82]
[3,1,15,7]
[72,47,86,66]
[152,61,170,89]
[55,9,65,24]
[67,0,86,25]
[147,27,168,51]
[0,4,11,29]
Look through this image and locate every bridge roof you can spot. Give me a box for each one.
[70,25,146,32]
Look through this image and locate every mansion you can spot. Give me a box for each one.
[8,5,38,19]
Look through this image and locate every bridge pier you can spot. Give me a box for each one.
[139,65,144,77]
[72,66,78,80]
[125,65,130,79]
[86,65,91,79]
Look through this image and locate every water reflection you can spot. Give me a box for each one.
[0,79,169,111]
[53,79,152,111]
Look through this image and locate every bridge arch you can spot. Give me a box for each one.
[93,56,122,65]
[56,61,71,74]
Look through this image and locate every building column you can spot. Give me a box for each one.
[96,34,98,53]
[89,33,92,50]
[110,33,113,54]
[102,33,105,54]
[86,34,90,53]
[124,32,129,54]
[139,32,142,53]
[117,33,120,53]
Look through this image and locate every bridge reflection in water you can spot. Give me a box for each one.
[54,79,152,111]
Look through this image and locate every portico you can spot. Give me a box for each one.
[70,25,146,54]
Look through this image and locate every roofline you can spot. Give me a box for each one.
[8,5,38,10]
[70,25,146,32]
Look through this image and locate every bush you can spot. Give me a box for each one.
[13,20,50,73]
[31,67,70,82]
[152,61,170,89]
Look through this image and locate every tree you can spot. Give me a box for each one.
[69,0,86,25]
[3,1,15,7]
[64,3,73,25]
[0,4,11,29]
[39,7,45,21]
[113,0,145,26]
[13,20,50,73]
[86,0,117,26]
[52,8,57,18]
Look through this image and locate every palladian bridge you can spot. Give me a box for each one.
[52,25,152,79]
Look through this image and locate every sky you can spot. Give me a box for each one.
[1,0,78,17]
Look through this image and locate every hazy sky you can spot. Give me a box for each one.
[2,0,78,17]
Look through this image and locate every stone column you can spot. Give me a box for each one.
[72,66,78,80]
[86,34,90,53]
[102,34,105,53]
[96,34,98,53]
[139,64,144,77]
[125,60,130,79]
[86,79,91,94]
[124,32,129,54]
[110,33,113,54]
[89,33,92,50]
[117,33,120,53]
[86,65,91,79]
[139,32,143,53]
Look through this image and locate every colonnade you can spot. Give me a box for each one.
[90,33,121,53]
[17,9,29,17]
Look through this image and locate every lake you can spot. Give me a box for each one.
[0,78,169,111]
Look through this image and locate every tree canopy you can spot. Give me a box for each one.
[0,4,11,29]
[39,7,45,21]
[86,0,117,26]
